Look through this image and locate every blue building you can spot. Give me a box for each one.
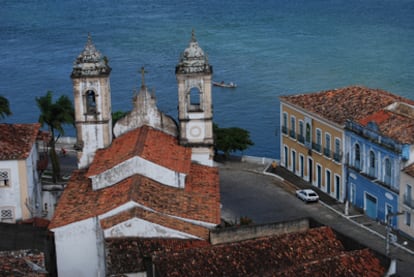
[345,103,414,229]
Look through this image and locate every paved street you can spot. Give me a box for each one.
[218,160,414,277]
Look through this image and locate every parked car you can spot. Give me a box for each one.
[295,189,319,203]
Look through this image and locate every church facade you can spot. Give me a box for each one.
[49,33,220,276]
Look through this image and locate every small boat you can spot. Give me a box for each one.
[213,81,237,88]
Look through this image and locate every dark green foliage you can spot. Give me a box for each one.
[214,123,254,157]
[0,95,12,119]
[112,110,128,125]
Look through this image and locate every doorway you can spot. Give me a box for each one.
[365,193,377,220]
[308,158,313,184]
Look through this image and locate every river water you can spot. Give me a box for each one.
[1,0,414,158]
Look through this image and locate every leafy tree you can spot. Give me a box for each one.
[214,123,254,158]
[112,110,128,125]
[36,91,74,183]
[0,95,12,119]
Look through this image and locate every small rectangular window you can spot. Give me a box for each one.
[0,170,10,187]
[0,208,14,223]
[406,212,411,227]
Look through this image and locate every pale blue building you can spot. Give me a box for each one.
[344,103,414,229]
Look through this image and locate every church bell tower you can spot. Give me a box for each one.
[176,31,214,166]
[71,34,112,169]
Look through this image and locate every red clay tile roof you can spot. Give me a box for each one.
[403,163,414,178]
[359,109,414,144]
[49,125,220,231]
[105,238,210,274]
[0,249,47,276]
[280,86,414,126]
[0,123,41,160]
[87,125,192,177]
[278,248,384,277]
[152,226,385,277]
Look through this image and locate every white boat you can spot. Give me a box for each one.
[213,81,237,88]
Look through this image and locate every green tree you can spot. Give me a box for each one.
[0,95,12,119]
[36,91,74,183]
[112,110,128,125]
[214,123,254,158]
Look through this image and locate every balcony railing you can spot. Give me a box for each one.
[353,160,361,170]
[282,126,288,134]
[368,167,376,178]
[289,129,296,139]
[404,194,414,209]
[345,120,403,154]
[312,142,321,152]
[323,147,331,158]
[297,134,305,144]
[333,152,342,163]
[384,175,392,187]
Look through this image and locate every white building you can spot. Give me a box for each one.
[0,123,46,222]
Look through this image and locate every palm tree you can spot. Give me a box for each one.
[36,91,74,183]
[0,95,12,119]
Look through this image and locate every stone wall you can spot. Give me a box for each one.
[210,218,310,245]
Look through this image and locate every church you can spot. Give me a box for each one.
[49,32,221,276]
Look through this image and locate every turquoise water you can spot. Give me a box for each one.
[1,0,414,158]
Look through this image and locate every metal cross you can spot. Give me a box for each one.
[140,66,147,88]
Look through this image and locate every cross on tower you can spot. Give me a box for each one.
[140,66,147,88]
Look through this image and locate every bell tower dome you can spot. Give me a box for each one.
[176,31,214,166]
[71,34,112,169]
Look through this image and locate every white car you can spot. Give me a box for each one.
[296,189,319,203]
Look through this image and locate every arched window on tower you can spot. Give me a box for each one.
[85,90,97,114]
[188,87,202,111]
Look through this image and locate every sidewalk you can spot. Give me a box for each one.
[271,163,414,256]
[220,158,414,256]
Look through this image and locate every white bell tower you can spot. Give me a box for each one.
[176,31,214,166]
[71,34,112,169]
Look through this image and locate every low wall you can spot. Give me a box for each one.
[57,136,76,146]
[210,218,309,245]
[241,155,276,165]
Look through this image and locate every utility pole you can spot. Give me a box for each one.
[385,211,404,257]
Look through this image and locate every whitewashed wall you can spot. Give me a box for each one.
[53,217,105,277]
[0,160,21,221]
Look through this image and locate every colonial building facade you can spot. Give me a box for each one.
[280,86,414,204]
[345,101,414,231]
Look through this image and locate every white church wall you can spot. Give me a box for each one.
[191,147,214,167]
[104,217,199,239]
[53,217,105,277]
[90,156,186,190]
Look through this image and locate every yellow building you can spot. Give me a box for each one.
[280,86,411,202]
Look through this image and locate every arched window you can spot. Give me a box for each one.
[384,158,392,185]
[188,87,202,111]
[86,90,97,114]
[354,144,361,170]
[369,150,376,177]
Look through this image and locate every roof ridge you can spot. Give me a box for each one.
[134,125,150,156]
